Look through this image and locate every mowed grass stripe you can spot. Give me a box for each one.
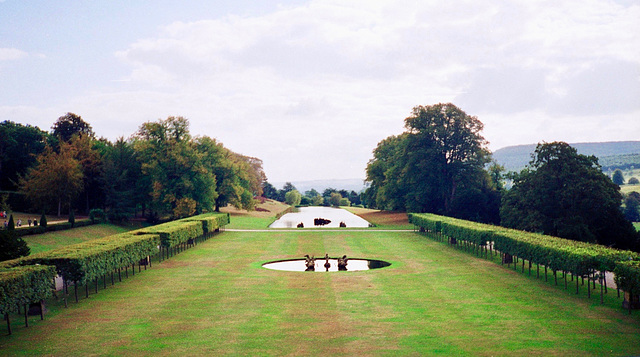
[1,230,639,356]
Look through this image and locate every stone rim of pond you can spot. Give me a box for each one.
[261,258,391,272]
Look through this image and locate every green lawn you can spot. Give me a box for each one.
[22,223,139,254]
[1,224,639,355]
[634,222,640,231]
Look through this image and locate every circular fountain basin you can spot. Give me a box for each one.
[262,258,391,272]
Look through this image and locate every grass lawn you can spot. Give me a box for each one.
[620,183,640,195]
[221,199,291,229]
[22,222,142,255]
[634,222,640,231]
[1,212,639,356]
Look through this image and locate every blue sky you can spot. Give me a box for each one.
[1,0,639,182]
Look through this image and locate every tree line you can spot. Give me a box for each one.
[364,103,640,251]
[261,182,362,207]
[1,113,265,221]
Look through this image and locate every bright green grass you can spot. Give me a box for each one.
[634,222,640,231]
[22,223,137,254]
[224,213,279,229]
[1,227,639,356]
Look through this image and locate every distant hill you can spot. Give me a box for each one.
[271,178,366,194]
[493,141,640,172]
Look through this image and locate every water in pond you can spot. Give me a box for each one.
[269,206,370,228]
[262,258,391,272]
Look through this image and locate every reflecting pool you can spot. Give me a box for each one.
[269,206,371,228]
[262,258,391,272]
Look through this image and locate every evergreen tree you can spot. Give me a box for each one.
[40,212,47,229]
[0,229,30,261]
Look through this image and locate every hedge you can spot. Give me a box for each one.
[0,212,228,287]
[0,265,57,315]
[409,213,640,296]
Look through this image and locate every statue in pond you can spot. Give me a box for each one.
[324,253,331,271]
[304,254,315,271]
[314,218,331,226]
[337,255,348,271]
[297,222,304,228]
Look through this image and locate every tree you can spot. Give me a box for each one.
[69,134,104,213]
[329,192,342,207]
[311,195,324,206]
[501,142,639,250]
[68,209,75,227]
[364,103,499,223]
[613,169,625,185]
[262,182,278,200]
[277,182,297,202]
[40,212,47,228]
[0,121,51,191]
[285,190,302,206]
[624,192,640,222]
[101,137,142,221]
[21,143,84,216]
[305,189,320,198]
[0,229,29,261]
[52,113,94,142]
[629,177,639,185]
[135,116,216,218]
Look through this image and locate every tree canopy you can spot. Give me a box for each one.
[364,103,499,223]
[501,141,639,250]
[0,121,51,191]
[52,112,94,142]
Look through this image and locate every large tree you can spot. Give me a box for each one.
[365,103,499,223]
[52,112,94,142]
[101,137,143,220]
[0,121,51,191]
[21,142,84,216]
[501,141,639,250]
[135,116,216,218]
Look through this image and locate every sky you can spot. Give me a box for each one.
[1,0,639,183]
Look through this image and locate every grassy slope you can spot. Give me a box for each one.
[1,213,639,355]
[220,199,291,229]
[21,223,138,255]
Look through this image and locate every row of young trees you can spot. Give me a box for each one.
[1,113,265,220]
[364,103,640,251]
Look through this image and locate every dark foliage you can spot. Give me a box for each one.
[501,142,639,251]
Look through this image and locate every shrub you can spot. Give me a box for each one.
[69,209,75,227]
[0,229,30,261]
[89,208,106,223]
[40,212,47,229]
[629,177,639,185]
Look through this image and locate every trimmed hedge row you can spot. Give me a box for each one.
[138,212,229,248]
[409,213,640,295]
[0,212,229,313]
[0,265,57,316]
[1,231,161,285]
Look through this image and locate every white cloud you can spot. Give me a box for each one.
[7,0,633,182]
[0,48,28,61]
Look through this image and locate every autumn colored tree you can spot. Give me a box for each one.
[21,142,84,216]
